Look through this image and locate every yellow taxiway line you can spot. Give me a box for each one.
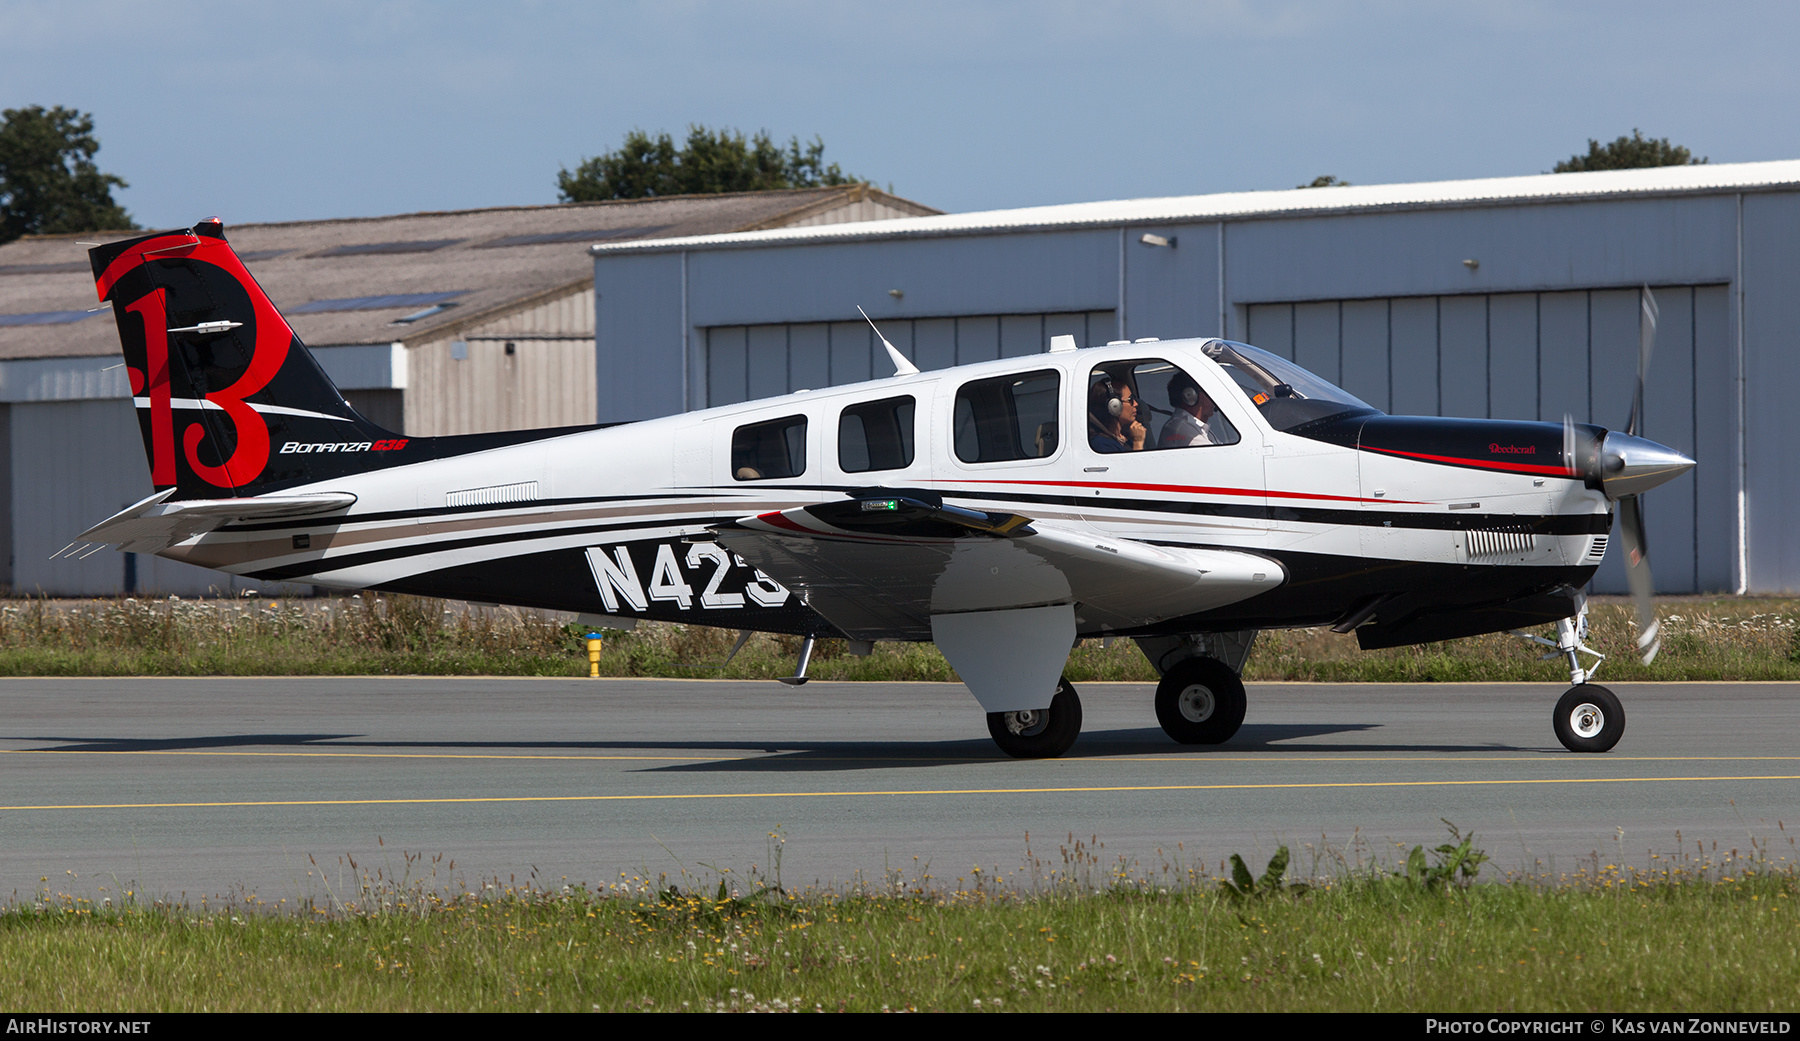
[3,748,1799,764]
[4,774,1797,812]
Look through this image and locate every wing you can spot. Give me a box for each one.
[710,494,1284,641]
[75,488,358,554]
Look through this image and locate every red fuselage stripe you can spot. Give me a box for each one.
[1359,446,1573,476]
[756,511,815,534]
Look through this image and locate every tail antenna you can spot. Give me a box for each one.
[859,305,919,377]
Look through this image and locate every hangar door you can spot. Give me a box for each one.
[1244,287,1733,594]
[705,310,1115,408]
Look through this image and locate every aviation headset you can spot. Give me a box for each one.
[1167,373,1200,409]
[1091,375,1127,418]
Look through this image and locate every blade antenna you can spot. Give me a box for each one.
[859,306,918,377]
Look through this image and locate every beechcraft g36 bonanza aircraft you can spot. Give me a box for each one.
[75,220,1696,758]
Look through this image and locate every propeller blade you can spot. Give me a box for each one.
[1563,412,1579,477]
[1617,495,1660,664]
[1627,285,1658,438]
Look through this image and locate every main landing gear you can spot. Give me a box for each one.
[1512,596,1625,753]
[1154,657,1247,745]
[987,677,1083,759]
[1136,631,1256,746]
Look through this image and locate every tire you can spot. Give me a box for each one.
[987,677,1083,759]
[1155,657,1247,745]
[1553,684,1625,753]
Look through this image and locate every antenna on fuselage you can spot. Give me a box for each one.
[859,305,919,377]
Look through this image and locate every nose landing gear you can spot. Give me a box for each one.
[1553,684,1625,753]
[1512,595,1625,753]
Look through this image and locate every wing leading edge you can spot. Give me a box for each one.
[710,494,1285,642]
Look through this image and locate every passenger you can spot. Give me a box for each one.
[1159,372,1224,448]
[1088,376,1146,453]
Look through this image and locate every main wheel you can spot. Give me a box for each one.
[987,677,1083,759]
[1553,684,1624,753]
[1155,657,1247,745]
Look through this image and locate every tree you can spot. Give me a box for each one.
[1298,175,1350,188]
[558,125,867,202]
[1554,130,1706,173]
[0,105,136,245]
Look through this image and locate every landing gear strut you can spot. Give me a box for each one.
[1511,593,1625,753]
[987,677,1082,759]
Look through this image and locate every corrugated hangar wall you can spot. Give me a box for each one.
[1241,286,1733,594]
[8,400,302,597]
[595,183,1800,593]
[704,310,1115,405]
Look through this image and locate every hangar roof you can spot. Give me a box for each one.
[0,185,938,361]
[592,159,1800,256]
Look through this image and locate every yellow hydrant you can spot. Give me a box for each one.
[585,632,604,678]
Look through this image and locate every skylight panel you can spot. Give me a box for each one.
[0,261,90,276]
[0,309,100,326]
[313,239,463,257]
[391,304,457,324]
[477,225,674,248]
[289,291,468,315]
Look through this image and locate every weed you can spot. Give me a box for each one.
[1221,846,1311,901]
[1400,821,1491,892]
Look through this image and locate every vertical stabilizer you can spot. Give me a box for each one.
[90,219,409,498]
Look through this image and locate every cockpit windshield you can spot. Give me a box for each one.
[1203,340,1381,432]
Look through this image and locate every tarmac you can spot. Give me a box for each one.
[1,677,1794,900]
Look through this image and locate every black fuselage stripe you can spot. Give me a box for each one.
[237,484,1607,582]
[245,513,726,580]
[219,492,716,532]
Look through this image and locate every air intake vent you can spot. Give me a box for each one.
[1467,528,1535,559]
[446,481,540,508]
[1587,535,1609,561]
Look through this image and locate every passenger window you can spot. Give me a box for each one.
[1086,359,1239,454]
[731,415,806,480]
[839,395,915,473]
[953,370,1060,463]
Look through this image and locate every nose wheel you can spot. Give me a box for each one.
[987,677,1083,759]
[1553,684,1624,752]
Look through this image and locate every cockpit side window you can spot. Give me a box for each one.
[731,415,807,480]
[953,369,1060,463]
[1086,359,1240,453]
[839,395,915,473]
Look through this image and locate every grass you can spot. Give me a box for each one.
[4,832,1796,1012]
[0,593,1795,682]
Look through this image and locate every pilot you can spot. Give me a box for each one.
[1088,376,1146,453]
[1158,372,1223,448]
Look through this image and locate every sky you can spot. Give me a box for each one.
[4,1,1797,229]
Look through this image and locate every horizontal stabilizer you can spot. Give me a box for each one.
[78,488,357,553]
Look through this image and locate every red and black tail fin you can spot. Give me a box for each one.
[90,219,411,499]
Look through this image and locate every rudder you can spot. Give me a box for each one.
[90,219,413,499]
